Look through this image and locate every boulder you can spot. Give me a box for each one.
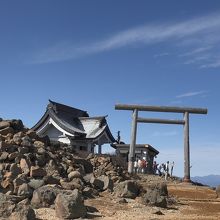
[68,171,82,180]
[31,185,62,208]
[74,158,93,173]
[43,175,60,185]
[28,179,45,190]
[18,146,29,154]
[90,176,104,190]
[13,174,28,194]
[35,153,46,167]
[20,158,31,175]
[0,121,11,130]
[10,120,24,132]
[113,180,140,199]
[0,127,14,135]
[21,136,32,148]
[17,183,33,198]
[13,132,24,145]
[9,199,35,220]
[142,183,168,208]
[82,187,99,199]
[30,166,47,178]
[26,130,38,139]
[55,189,87,219]
[83,173,94,183]
[0,193,16,218]
[10,163,22,178]
[0,151,9,161]
[0,141,9,151]
[8,152,20,161]
[60,178,84,191]
[97,175,114,191]
[9,205,36,220]
[33,141,45,148]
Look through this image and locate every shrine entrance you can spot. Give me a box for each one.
[115,104,207,182]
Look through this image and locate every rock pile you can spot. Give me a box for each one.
[0,118,133,219]
[0,118,169,219]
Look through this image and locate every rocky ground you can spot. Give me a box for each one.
[0,118,220,220]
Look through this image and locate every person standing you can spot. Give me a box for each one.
[153,161,158,174]
[170,161,174,177]
[165,161,169,181]
[137,159,142,173]
[134,160,138,174]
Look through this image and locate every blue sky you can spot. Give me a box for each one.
[0,0,220,177]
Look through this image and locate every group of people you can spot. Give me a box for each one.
[154,161,175,180]
[133,158,148,174]
[133,159,175,181]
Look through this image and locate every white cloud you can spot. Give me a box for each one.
[176,91,208,98]
[200,59,220,68]
[179,46,212,57]
[29,12,220,64]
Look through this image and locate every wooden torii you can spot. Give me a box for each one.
[115,104,208,182]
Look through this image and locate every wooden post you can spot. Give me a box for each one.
[128,109,138,173]
[183,112,191,182]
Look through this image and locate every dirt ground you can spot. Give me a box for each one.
[35,175,220,220]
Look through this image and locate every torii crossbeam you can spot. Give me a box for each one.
[115,104,208,182]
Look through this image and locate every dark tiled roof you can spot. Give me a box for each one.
[48,99,89,117]
[32,100,116,142]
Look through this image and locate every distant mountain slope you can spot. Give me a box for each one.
[192,175,220,187]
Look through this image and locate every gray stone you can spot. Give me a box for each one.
[31,185,62,208]
[0,127,14,135]
[90,176,104,190]
[8,152,20,161]
[74,158,93,173]
[30,166,47,178]
[0,193,16,218]
[10,120,24,132]
[13,132,24,145]
[55,189,87,219]
[28,179,45,190]
[20,158,31,175]
[83,173,94,183]
[82,187,99,199]
[21,136,32,148]
[18,147,29,154]
[0,121,11,129]
[114,180,140,199]
[43,175,60,185]
[9,205,35,220]
[17,183,33,198]
[10,163,22,177]
[35,153,46,167]
[0,141,9,151]
[0,151,9,161]
[33,141,45,148]
[97,175,114,191]
[13,174,28,194]
[142,183,168,208]
[68,170,82,180]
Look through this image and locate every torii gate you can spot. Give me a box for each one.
[115,104,208,182]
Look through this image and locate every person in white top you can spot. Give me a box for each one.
[134,160,138,173]
[165,161,169,181]
[137,159,142,173]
